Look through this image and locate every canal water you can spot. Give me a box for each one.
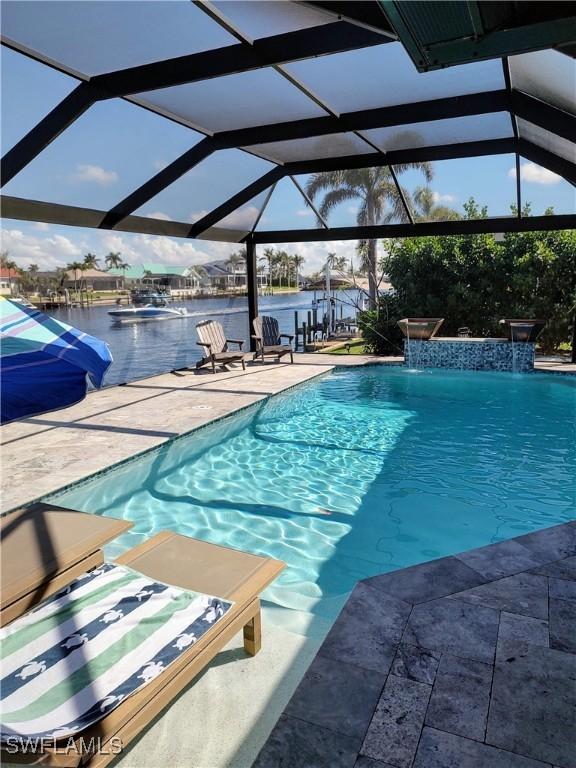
[46,290,358,386]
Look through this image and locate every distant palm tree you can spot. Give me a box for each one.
[413,186,460,221]
[306,165,433,308]
[27,263,39,293]
[67,261,84,294]
[104,251,123,270]
[83,253,100,270]
[292,254,305,288]
[260,247,276,291]
[226,249,246,287]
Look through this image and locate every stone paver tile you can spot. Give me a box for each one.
[364,556,485,604]
[530,556,576,581]
[549,597,576,654]
[456,539,544,580]
[390,644,440,685]
[486,643,576,768]
[402,597,499,663]
[354,757,396,768]
[498,612,549,648]
[320,582,411,674]
[449,572,549,619]
[414,727,553,768]
[284,654,384,740]
[252,714,359,768]
[360,675,431,768]
[516,522,576,565]
[425,654,492,741]
[549,576,576,602]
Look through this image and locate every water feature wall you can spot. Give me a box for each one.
[404,339,535,372]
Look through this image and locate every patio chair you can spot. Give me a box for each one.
[252,315,294,364]
[196,319,245,373]
[0,528,284,768]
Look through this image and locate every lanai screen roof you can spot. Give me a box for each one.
[1,0,575,244]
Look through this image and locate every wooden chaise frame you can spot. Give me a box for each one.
[1,527,284,768]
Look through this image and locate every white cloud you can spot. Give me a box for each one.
[190,210,209,223]
[218,205,260,229]
[32,222,50,231]
[296,208,313,217]
[1,221,382,277]
[347,205,359,215]
[70,164,118,186]
[0,228,82,270]
[145,211,172,221]
[432,191,456,203]
[508,162,561,185]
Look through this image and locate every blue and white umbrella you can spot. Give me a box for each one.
[0,297,112,424]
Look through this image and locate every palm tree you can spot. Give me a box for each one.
[83,253,100,270]
[67,261,84,294]
[260,247,276,292]
[413,186,460,222]
[292,254,305,289]
[306,165,433,308]
[27,263,39,294]
[104,251,123,270]
[226,249,246,288]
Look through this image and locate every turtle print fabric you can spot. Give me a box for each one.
[0,563,232,740]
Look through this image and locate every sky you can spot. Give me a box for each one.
[1,38,574,275]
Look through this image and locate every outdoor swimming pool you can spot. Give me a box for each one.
[51,366,576,638]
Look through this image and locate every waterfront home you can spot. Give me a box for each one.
[0,267,20,296]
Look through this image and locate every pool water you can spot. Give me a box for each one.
[51,366,576,638]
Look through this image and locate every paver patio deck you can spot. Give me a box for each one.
[255,521,576,768]
[1,352,574,767]
[0,353,401,514]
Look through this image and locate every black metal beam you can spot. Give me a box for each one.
[186,138,515,238]
[217,90,509,148]
[518,139,576,186]
[0,195,245,242]
[289,176,329,228]
[187,166,285,237]
[250,182,276,234]
[89,21,388,97]
[511,91,576,144]
[284,138,517,175]
[245,240,258,352]
[100,137,218,229]
[1,82,101,186]
[3,195,573,242]
[251,214,576,244]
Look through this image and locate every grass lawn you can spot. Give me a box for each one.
[325,340,368,355]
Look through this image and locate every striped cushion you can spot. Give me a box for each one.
[0,563,232,740]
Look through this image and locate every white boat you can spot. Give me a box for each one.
[108,304,188,321]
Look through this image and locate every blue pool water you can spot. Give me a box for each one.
[51,366,576,637]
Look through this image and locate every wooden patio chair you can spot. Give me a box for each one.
[252,315,294,364]
[0,528,284,768]
[195,319,245,373]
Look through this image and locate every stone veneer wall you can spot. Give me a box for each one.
[404,339,535,372]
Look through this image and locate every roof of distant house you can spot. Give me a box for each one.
[0,268,20,279]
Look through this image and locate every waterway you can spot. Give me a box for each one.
[45,290,358,386]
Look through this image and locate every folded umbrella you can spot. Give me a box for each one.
[0,296,112,424]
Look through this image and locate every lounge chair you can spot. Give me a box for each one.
[252,316,294,364]
[196,319,245,373]
[0,528,284,767]
[1,502,132,626]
